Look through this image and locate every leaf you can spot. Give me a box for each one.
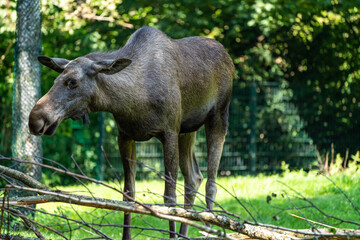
[328,228,337,234]
[273,215,280,221]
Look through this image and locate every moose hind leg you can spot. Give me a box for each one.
[118,134,137,240]
[179,132,203,236]
[161,131,180,238]
[205,108,229,211]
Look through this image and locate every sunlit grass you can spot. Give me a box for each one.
[30,171,360,239]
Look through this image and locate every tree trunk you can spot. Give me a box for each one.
[12,0,42,210]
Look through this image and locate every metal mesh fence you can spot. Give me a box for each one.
[103,80,317,178]
[12,0,42,187]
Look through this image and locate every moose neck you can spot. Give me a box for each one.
[91,72,134,115]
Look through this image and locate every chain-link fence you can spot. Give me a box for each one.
[38,80,317,181]
[12,0,42,198]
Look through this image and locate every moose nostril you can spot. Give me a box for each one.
[28,117,46,136]
[38,125,45,135]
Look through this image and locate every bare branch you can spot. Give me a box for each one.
[322,174,360,216]
[1,156,360,240]
[0,165,48,190]
[69,203,114,240]
[5,208,46,240]
[288,213,339,230]
[0,40,14,70]
[278,180,360,227]
[217,182,258,223]
[4,185,360,240]
[0,234,40,240]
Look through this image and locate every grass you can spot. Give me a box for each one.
[14,170,360,239]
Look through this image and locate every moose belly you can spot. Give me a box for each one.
[114,116,156,141]
[117,125,154,141]
[180,103,214,133]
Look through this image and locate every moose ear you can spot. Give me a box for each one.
[92,58,132,75]
[38,56,70,73]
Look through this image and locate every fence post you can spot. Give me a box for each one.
[249,81,257,174]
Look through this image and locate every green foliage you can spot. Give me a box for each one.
[281,2,360,155]
[348,152,360,173]
[0,1,16,156]
[1,0,359,180]
[280,160,290,174]
[317,150,360,175]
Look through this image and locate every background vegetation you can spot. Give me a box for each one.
[1,0,359,181]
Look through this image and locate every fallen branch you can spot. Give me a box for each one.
[0,234,39,240]
[5,208,46,240]
[4,185,236,240]
[289,213,340,230]
[1,158,360,240]
[3,185,360,240]
[0,165,48,190]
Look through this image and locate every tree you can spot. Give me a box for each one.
[1,0,360,177]
[12,0,42,197]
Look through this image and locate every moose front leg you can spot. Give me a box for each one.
[161,131,180,238]
[118,134,137,240]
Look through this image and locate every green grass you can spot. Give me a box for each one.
[19,171,360,239]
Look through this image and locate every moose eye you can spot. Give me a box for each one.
[67,79,77,89]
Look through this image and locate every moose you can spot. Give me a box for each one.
[29,26,234,239]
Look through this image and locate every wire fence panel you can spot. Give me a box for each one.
[104,81,317,178]
[12,0,42,181]
[11,0,43,216]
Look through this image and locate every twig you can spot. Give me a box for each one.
[6,208,46,240]
[322,174,360,216]
[0,234,40,240]
[0,188,6,234]
[5,207,68,240]
[21,205,187,239]
[0,165,48,190]
[278,179,360,227]
[0,40,14,70]
[283,192,321,233]
[343,149,349,169]
[217,182,257,222]
[302,197,360,227]
[271,204,313,218]
[134,159,232,220]
[71,155,86,177]
[101,146,122,187]
[70,204,113,240]
[289,213,340,230]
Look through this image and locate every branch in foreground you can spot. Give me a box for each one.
[4,185,360,240]
[0,234,39,240]
[0,165,48,190]
[4,185,236,240]
[5,208,46,240]
[1,157,360,240]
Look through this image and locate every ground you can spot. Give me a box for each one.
[12,170,360,239]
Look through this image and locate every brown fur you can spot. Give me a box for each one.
[29,27,234,239]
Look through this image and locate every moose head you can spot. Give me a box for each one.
[28,56,131,136]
